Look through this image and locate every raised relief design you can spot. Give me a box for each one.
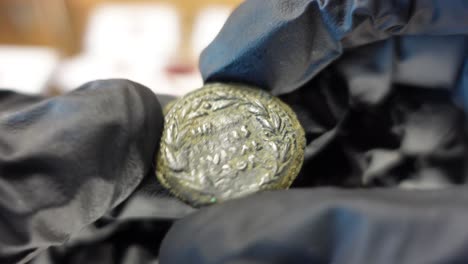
[156,83,305,207]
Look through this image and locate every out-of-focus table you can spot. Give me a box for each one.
[0,0,243,95]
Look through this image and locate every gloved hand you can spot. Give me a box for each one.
[0,79,164,263]
[160,0,468,263]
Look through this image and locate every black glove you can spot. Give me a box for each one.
[160,0,468,263]
[0,79,163,263]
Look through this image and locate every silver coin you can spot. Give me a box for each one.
[156,83,305,207]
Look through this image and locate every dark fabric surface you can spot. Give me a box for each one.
[0,0,468,263]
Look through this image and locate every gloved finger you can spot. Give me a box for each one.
[102,93,196,222]
[0,91,43,112]
[200,0,468,94]
[332,36,467,107]
[0,79,163,263]
[160,187,468,264]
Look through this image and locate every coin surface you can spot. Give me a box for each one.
[156,83,305,207]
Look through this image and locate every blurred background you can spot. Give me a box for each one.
[0,0,242,96]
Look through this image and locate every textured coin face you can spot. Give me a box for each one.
[156,83,305,207]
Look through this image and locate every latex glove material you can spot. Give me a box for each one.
[200,0,468,95]
[161,188,468,264]
[0,79,163,263]
[3,0,468,263]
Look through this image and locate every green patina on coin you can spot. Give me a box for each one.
[156,83,306,207]
[163,99,177,115]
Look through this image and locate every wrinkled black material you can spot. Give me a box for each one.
[162,188,468,264]
[160,0,468,263]
[0,80,165,263]
[201,0,468,95]
[1,0,468,263]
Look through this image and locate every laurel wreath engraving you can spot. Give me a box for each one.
[245,99,294,178]
[163,91,295,186]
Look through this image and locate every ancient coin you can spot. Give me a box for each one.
[156,83,306,207]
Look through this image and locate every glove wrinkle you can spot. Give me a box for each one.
[0,79,163,263]
[201,0,468,94]
[155,1,468,263]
